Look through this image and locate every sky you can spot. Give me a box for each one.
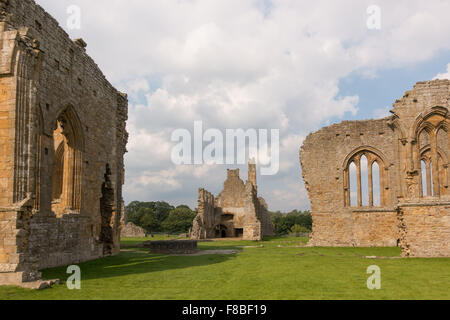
[35,0,450,211]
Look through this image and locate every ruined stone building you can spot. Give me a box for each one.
[191,162,274,240]
[0,0,128,286]
[121,222,146,238]
[300,80,450,257]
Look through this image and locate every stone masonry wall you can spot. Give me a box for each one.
[121,222,146,238]
[191,164,273,240]
[300,80,450,257]
[0,0,128,284]
[301,118,398,246]
[398,203,450,257]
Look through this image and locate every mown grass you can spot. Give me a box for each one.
[0,236,448,300]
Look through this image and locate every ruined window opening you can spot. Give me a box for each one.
[51,142,64,200]
[421,160,428,196]
[221,213,234,221]
[372,161,381,206]
[436,128,449,195]
[418,125,448,198]
[51,108,83,216]
[345,150,385,207]
[360,155,369,206]
[349,162,357,206]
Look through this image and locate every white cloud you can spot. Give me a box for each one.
[372,106,391,119]
[35,0,450,210]
[434,63,450,80]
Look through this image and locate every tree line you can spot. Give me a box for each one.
[125,201,312,235]
[125,201,197,234]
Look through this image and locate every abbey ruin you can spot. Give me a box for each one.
[0,0,128,287]
[301,80,450,257]
[191,162,274,240]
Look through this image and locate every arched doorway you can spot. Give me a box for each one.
[215,224,228,238]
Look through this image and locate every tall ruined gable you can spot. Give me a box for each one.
[216,169,247,207]
[191,164,274,240]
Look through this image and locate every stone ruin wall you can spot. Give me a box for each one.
[300,80,450,257]
[192,165,274,241]
[0,0,128,285]
[258,197,276,237]
[301,118,399,247]
[215,169,261,239]
[121,222,146,238]
[391,80,450,257]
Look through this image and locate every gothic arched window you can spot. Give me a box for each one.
[344,149,386,207]
[417,124,449,198]
[51,107,84,216]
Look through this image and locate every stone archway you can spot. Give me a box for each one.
[215,224,228,238]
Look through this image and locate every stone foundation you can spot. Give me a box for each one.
[145,240,198,254]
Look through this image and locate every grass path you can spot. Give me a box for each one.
[0,236,448,300]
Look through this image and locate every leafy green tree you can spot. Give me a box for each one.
[125,201,175,227]
[290,224,310,234]
[140,210,161,234]
[271,210,312,235]
[126,207,146,226]
[161,207,197,233]
[152,201,175,222]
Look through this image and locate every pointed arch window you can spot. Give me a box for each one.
[418,125,448,198]
[51,107,84,215]
[344,150,386,207]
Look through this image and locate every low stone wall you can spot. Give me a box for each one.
[144,240,198,254]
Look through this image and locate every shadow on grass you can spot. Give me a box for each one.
[40,249,237,283]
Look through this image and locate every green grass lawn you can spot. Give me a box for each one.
[0,236,449,300]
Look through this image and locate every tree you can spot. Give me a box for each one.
[125,201,175,228]
[271,210,312,235]
[140,211,161,234]
[126,207,146,226]
[290,224,310,234]
[161,207,197,233]
[153,201,175,222]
